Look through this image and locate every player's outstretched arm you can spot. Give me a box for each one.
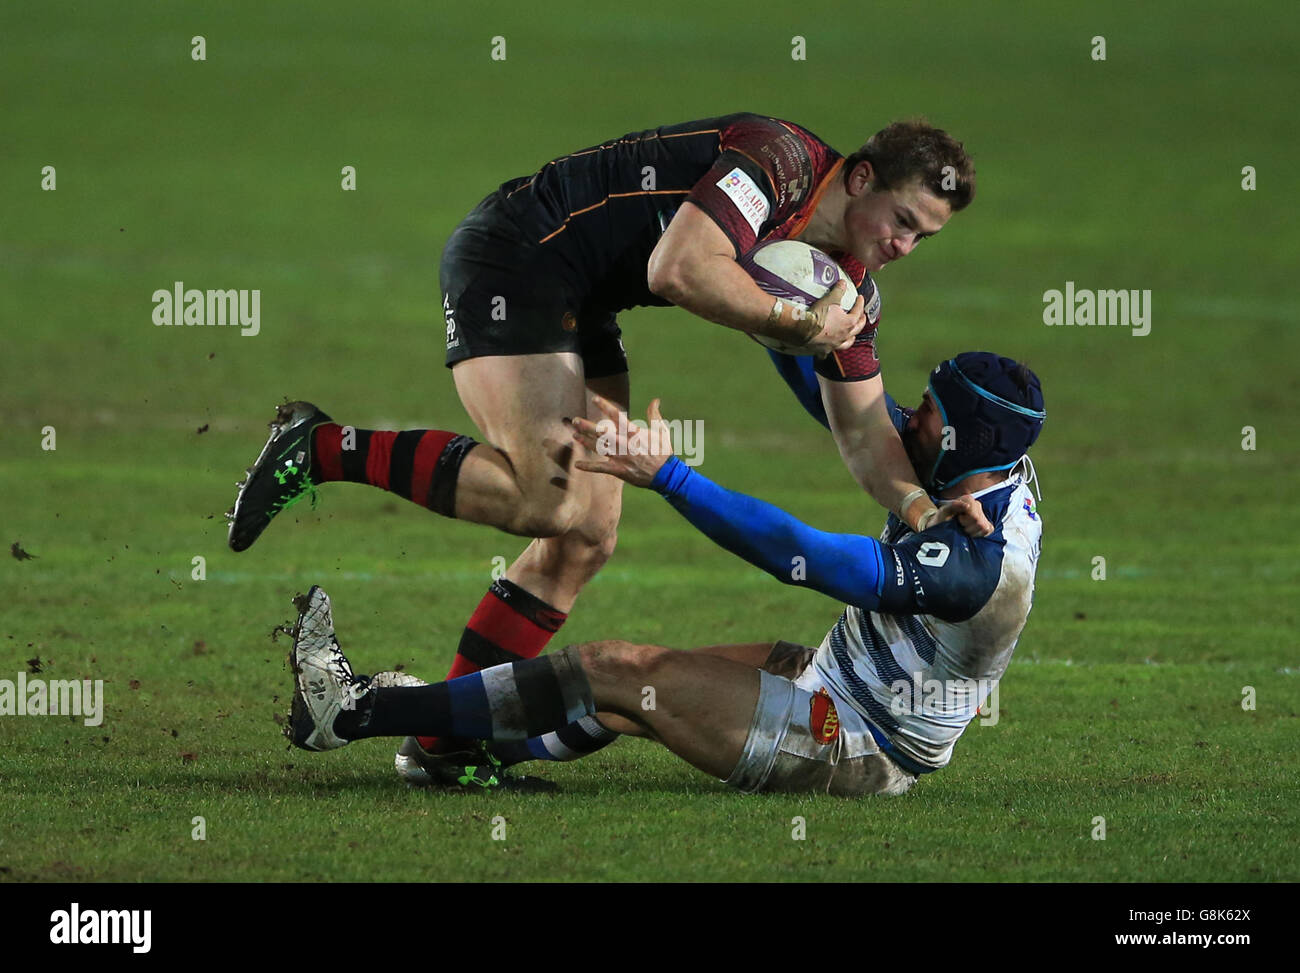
[647,202,865,355]
[571,395,888,609]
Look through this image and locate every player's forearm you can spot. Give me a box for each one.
[650,456,885,607]
[821,378,937,531]
[650,253,821,347]
[837,417,930,521]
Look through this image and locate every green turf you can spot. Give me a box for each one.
[2,0,1298,882]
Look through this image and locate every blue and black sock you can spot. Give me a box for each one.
[337,646,594,742]
[488,715,621,768]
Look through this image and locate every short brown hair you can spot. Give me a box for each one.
[843,119,975,211]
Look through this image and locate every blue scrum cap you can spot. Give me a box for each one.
[925,353,1046,491]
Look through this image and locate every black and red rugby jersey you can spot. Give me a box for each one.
[491,113,881,379]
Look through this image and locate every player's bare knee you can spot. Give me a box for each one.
[500,486,582,538]
[536,489,618,548]
[506,507,568,538]
[538,528,618,578]
[628,643,674,684]
[593,526,618,563]
[576,639,625,673]
[582,640,670,684]
[578,639,651,681]
[568,511,619,565]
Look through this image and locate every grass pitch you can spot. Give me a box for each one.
[1,0,1298,882]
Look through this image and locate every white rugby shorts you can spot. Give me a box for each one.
[724,641,918,797]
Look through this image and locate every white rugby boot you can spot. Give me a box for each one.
[286,586,372,751]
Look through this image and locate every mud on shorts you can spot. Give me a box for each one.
[440,194,628,380]
[724,641,920,797]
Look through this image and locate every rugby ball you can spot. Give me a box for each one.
[739,240,857,355]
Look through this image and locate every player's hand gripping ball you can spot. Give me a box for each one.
[739,239,859,354]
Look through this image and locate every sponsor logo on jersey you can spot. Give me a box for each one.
[759,133,808,206]
[810,688,841,744]
[443,293,459,349]
[1023,497,1038,520]
[717,167,770,234]
[865,281,882,324]
[916,540,951,567]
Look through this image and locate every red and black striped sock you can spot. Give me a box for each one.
[310,423,477,517]
[419,577,568,752]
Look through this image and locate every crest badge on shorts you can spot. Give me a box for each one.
[810,688,840,745]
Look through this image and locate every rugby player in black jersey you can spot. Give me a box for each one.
[227,112,980,775]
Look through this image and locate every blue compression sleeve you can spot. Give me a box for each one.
[650,456,886,609]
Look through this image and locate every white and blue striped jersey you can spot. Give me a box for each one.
[810,462,1043,773]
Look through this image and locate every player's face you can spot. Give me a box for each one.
[844,167,952,272]
[902,390,945,483]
